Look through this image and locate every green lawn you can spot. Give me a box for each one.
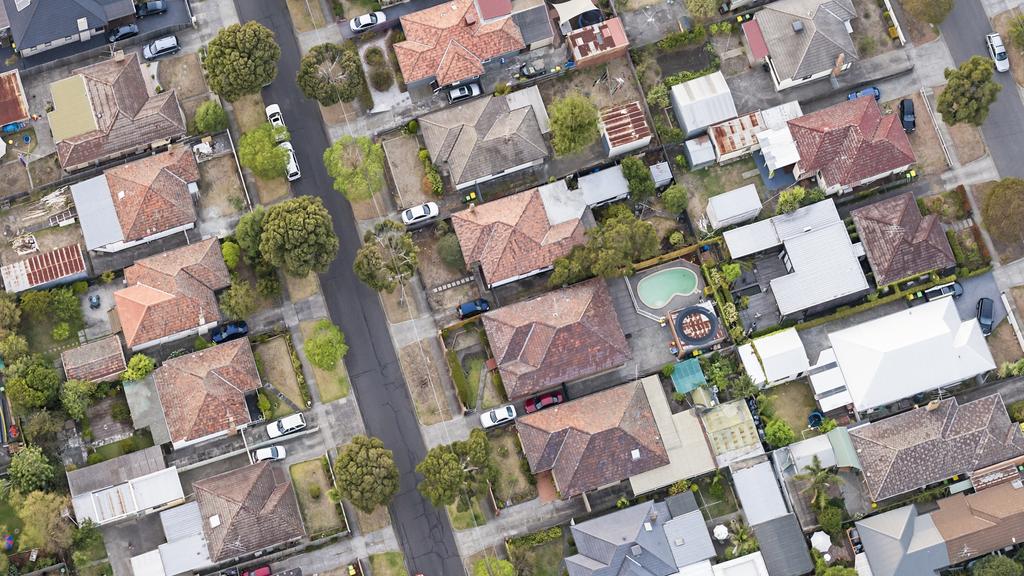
[696,474,739,520]
[88,431,154,464]
[369,552,408,576]
[510,540,565,576]
[447,495,486,530]
[490,428,537,505]
[288,459,346,538]
[766,380,818,439]
[298,320,350,403]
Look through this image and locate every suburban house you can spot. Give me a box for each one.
[564,492,716,575]
[482,279,630,401]
[708,100,803,163]
[153,338,261,449]
[788,97,916,194]
[737,327,810,388]
[394,0,525,88]
[193,462,306,562]
[451,183,587,288]
[700,399,765,467]
[420,85,549,190]
[810,298,995,415]
[518,379,668,499]
[71,147,200,253]
[723,198,870,319]
[67,446,183,526]
[851,192,956,287]
[47,52,186,171]
[0,70,29,128]
[130,502,213,576]
[566,17,629,69]
[742,0,857,91]
[849,394,1024,502]
[473,0,555,49]
[61,334,126,382]
[670,71,738,138]
[676,554,772,576]
[600,101,651,157]
[0,243,88,293]
[114,238,230,350]
[704,184,762,230]
[3,0,136,56]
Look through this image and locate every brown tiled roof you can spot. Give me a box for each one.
[451,187,583,287]
[115,238,230,348]
[788,97,915,189]
[55,53,185,169]
[517,380,668,497]
[0,244,87,293]
[0,70,28,126]
[104,147,199,242]
[153,337,260,446]
[61,335,126,383]
[850,395,1024,501]
[850,193,955,286]
[567,17,629,62]
[932,481,1024,564]
[482,279,630,400]
[193,462,305,562]
[394,0,524,85]
[601,101,651,150]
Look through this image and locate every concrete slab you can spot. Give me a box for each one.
[956,272,1007,328]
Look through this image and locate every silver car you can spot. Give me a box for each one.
[401,202,439,226]
[350,11,386,32]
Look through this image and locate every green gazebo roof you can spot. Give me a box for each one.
[672,358,706,394]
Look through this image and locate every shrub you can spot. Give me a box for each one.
[364,46,385,67]
[51,322,72,342]
[193,336,213,351]
[507,526,562,550]
[437,233,465,270]
[406,120,419,134]
[669,231,685,246]
[111,401,131,422]
[195,100,230,133]
[668,479,692,495]
[1009,400,1024,423]
[257,389,274,420]
[493,82,511,96]
[100,271,116,284]
[71,281,89,295]
[765,419,796,447]
[221,241,241,270]
[818,505,843,538]
[257,275,282,298]
[369,67,394,91]
[308,483,322,499]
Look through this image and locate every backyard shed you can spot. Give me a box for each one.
[575,164,629,206]
[684,135,716,170]
[670,71,738,138]
[671,358,706,394]
[650,161,673,187]
[600,101,651,157]
[737,327,809,387]
[705,184,762,229]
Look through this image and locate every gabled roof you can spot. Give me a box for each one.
[451,185,584,287]
[153,338,261,446]
[789,97,915,189]
[754,0,858,80]
[482,279,630,400]
[394,0,524,85]
[193,462,306,562]
[115,238,230,349]
[518,380,668,497]
[4,0,134,48]
[856,505,950,576]
[0,243,87,293]
[849,395,1024,501]
[61,334,126,382]
[567,17,628,62]
[932,481,1024,565]
[851,193,955,286]
[737,327,809,385]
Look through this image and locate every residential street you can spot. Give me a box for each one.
[230,2,462,575]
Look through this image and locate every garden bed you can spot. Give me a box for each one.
[918,187,970,224]
[87,430,154,464]
[299,319,350,403]
[695,472,739,519]
[254,335,309,414]
[850,0,900,58]
[289,458,347,538]
[508,527,573,576]
[946,226,990,274]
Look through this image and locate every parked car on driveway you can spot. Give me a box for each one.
[923,281,962,302]
[524,390,564,413]
[266,413,306,438]
[447,82,482,103]
[265,104,287,141]
[136,1,168,17]
[253,446,286,462]
[847,87,880,101]
[350,11,386,32]
[480,404,516,429]
[211,320,249,344]
[977,297,994,335]
[519,62,544,79]
[108,24,139,43]
[241,566,271,576]
[899,98,915,133]
[456,298,490,319]
[987,33,1010,72]
[401,202,439,226]
[143,35,180,60]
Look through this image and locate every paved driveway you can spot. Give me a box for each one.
[955,271,1007,326]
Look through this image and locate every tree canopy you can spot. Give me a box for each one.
[353,219,419,293]
[621,156,656,203]
[123,353,156,383]
[0,293,20,330]
[982,177,1024,246]
[776,186,806,214]
[686,0,717,18]
[259,196,340,277]
[549,93,600,156]
[765,419,796,448]
[9,445,54,493]
[297,43,364,105]
[6,354,60,410]
[220,277,258,319]
[472,558,516,576]
[305,319,348,371]
[194,100,229,134]
[938,56,1002,126]
[236,206,266,264]
[334,435,400,513]
[661,184,688,214]
[14,491,74,554]
[60,379,99,422]
[322,136,386,202]
[549,204,659,285]
[972,555,1023,576]
[239,123,290,180]
[0,332,28,364]
[205,22,281,101]
[417,429,496,507]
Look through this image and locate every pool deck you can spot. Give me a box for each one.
[627,259,706,321]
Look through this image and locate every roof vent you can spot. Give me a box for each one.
[631,448,641,460]
[792,20,804,32]
[209,515,221,528]
[117,190,125,200]
[77,17,89,32]
[642,522,652,532]
[114,50,125,62]
[1014,479,1023,489]
[14,0,30,12]
[675,538,685,546]
[631,544,643,555]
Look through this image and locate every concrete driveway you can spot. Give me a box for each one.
[955,271,1007,327]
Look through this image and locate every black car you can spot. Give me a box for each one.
[519,63,544,79]
[456,298,490,319]
[108,24,139,43]
[136,0,168,17]
[977,297,994,336]
[899,99,916,133]
[210,320,249,344]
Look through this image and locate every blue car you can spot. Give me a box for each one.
[848,87,881,101]
[210,321,249,344]
[456,298,490,319]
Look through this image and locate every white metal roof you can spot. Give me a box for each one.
[671,71,738,133]
[70,174,123,250]
[784,433,837,471]
[829,298,996,412]
[738,343,766,385]
[706,184,762,229]
[759,100,804,130]
[731,460,787,525]
[715,552,770,576]
[810,363,846,396]
[723,218,780,258]
[759,126,801,171]
[771,222,870,317]
[745,328,810,384]
[71,466,183,524]
[686,135,717,166]
[578,164,629,206]
[130,551,165,576]
[818,387,854,413]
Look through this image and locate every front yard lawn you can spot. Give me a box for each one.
[299,319,351,403]
[356,505,391,534]
[447,495,487,530]
[480,372,507,409]
[87,430,154,464]
[369,552,408,576]
[285,273,321,302]
[398,340,452,425]
[490,427,537,506]
[196,155,247,234]
[382,135,430,207]
[289,458,347,538]
[254,336,306,414]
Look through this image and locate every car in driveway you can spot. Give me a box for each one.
[977,297,995,335]
[211,320,249,344]
[519,62,544,79]
[899,98,915,133]
[924,281,962,301]
[108,24,139,43]
[266,413,306,438]
[265,104,288,141]
[524,390,564,413]
[136,0,168,17]
[241,566,271,576]
[279,142,301,181]
[447,82,482,104]
[143,35,180,60]
[401,202,439,226]
[987,33,1010,73]
[456,298,490,319]
[480,404,516,429]
[253,446,287,462]
[350,11,386,33]
[847,87,880,101]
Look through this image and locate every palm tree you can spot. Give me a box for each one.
[794,455,842,512]
[727,519,759,559]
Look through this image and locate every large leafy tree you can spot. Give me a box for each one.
[60,379,98,422]
[235,206,266,264]
[334,435,400,513]
[220,277,258,319]
[549,204,659,285]
[661,184,688,214]
[14,491,74,554]
[353,219,419,293]
[239,123,290,180]
[305,319,348,371]
[765,419,796,448]
[259,196,339,277]
[205,22,281,101]
[937,56,1002,126]
[194,100,229,134]
[549,93,600,156]
[322,136,386,202]
[972,555,1023,576]
[297,43,364,105]
[982,177,1024,246]
[417,429,496,507]
[621,156,655,203]
[0,332,28,364]
[6,354,60,410]
[9,445,54,493]
[0,293,19,330]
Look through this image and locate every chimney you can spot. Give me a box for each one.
[791,20,804,33]
[464,9,477,25]
[631,448,641,460]
[114,50,125,61]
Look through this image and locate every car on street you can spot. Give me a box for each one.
[265,104,288,141]
[524,390,564,413]
[480,404,516,429]
[401,202,439,226]
[253,446,287,462]
[519,62,544,79]
[240,566,271,576]
[447,82,482,104]
[899,98,915,133]
[136,1,168,17]
[987,33,1010,72]
[142,35,180,60]
[847,87,880,101]
[977,297,994,335]
[350,11,386,33]
[456,298,490,319]
[108,24,139,43]
[279,141,301,181]
[923,281,962,301]
[266,413,306,438]
[211,320,249,344]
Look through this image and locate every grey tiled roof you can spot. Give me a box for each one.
[755,0,858,81]
[67,445,165,496]
[752,514,814,576]
[4,0,134,48]
[511,4,554,45]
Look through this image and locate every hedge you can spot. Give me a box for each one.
[507,526,562,550]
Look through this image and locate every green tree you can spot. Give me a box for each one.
[725,519,759,560]
[972,555,1023,576]
[334,435,400,513]
[621,156,656,202]
[0,294,19,330]
[0,332,28,363]
[297,42,364,105]
[686,0,717,18]
[19,290,49,318]
[260,196,339,277]
[14,491,74,553]
[817,505,843,538]
[6,355,60,410]
[221,240,241,270]
[903,0,952,24]
[776,186,807,214]
[24,410,63,444]
[239,123,290,179]
[9,445,54,493]
[795,455,842,512]
[588,204,659,279]
[765,419,796,448]
[983,178,1024,246]
[473,558,516,576]
[812,551,857,576]
[305,320,348,371]
[236,206,265,264]
[60,379,99,422]
[417,429,496,507]
[721,262,742,284]
[220,277,258,319]
[661,184,688,214]
[938,56,1002,126]
[194,100,229,133]
[549,244,594,286]
[123,353,156,383]
[548,93,600,156]
[204,22,281,101]
[322,136,386,202]
[436,233,465,270]
[353,219,419,293]
[50,287,81,325]
[1011,14,1024,51]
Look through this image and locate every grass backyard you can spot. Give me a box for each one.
[369,552,408,576]
[255,337,304,416]
[289,459,347,538]
[480,372,507,409]
[678,157,763,219]
[88,430,154,464]
[0,498,23,535]
[490,427,537,506]
[766,380,818,440]
[695,473,739,519]
[447,495,487,530]
[299,320,350,403]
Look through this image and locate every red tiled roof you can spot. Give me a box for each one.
[0,70,28,126]
[742,20,769,60]
[482,279,631,400]
[395,0,525,86]
[567,17,628,62]
[475,0,512,19]
[517,380,669,497]
[0,244,87,293]
[61,335,126,383]
[788,97,916,189]
[104,147,199,242]
[601,101,651,150]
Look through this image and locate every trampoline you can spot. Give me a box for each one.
[674,305,719,347]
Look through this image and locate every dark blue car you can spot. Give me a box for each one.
[456,299,490,319]
[848,87,881,101]
[211,321,249,344]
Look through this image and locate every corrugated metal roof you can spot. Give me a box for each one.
[0,243,86,293]
[601,101,651,151]
[771,222,869,316]
[671,71,737,135]
[0,70,28,126]
[71,174,123,250]
[723,217,780,258]
[706,184,761,229]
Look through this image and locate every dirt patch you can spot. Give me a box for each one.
[721,55,751,78]
[255,176,291,205]
[539,56,643,111]
[157,52,208,100]
[993,9,1024,88]
[0,160,29,198]
[892,0,937,45]
[198,156,246,220]
[490,427,537,505]
[355,505,391,534]
[299,319,351,403]
[349,189,388,221]
[382,134,430,208]
[232,93,267,133]
[381,285,419,324]
[933,85,986,164]
[398,340,452,425]
[286,273,321,302]
[883,93,946,175]
[678,157,763,221]
[990,322,1023,365]
[28,154,61,190]
[850,0,900,58]
[255,337,305,408]
[413,230,477,311]
[0,214,86,267]
[321,100,361,127]
[287,0,328,33]
[974,181,1024,263]
[289,459,346,537]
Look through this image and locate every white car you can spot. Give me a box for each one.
[265,104,287,142]
[253,445,287,462]
[480,404,516,429]
[401,202,439,226]
[266,413,306,439]
[987,33,1010,73]
[350,11,386,33]
[447,82,482,103]
[279,141,301,181]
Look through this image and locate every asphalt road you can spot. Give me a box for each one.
[940,0,1024,179]
[231,3,462,575]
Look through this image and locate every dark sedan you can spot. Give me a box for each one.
[136,1,168,17]
[524,390,564,413]
[211,320,249,344]
[108,24,139,43]
[456,298,490,319]
[977,297,994,336]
